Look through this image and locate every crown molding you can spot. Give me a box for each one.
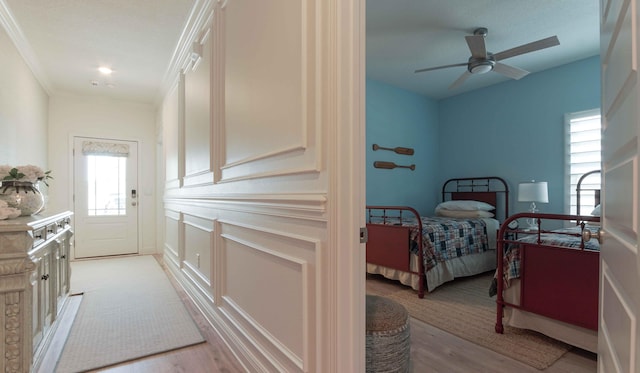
[158,0,214,106]
[0,0,54,95]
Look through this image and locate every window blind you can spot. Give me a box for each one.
[565,109,601,216]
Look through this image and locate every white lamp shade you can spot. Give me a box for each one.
[518,181,549,203]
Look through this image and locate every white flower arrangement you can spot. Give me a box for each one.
[0,200,21,220]
[0,165,50,217]
[0,164,53,186]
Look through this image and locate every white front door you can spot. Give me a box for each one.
[598,0,640,371]
[73,136,139,258]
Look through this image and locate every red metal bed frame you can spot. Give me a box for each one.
[494,170,601,334]
[366,176,509,298]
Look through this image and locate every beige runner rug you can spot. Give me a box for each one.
[55,255,205,373]
[367,272,571,370]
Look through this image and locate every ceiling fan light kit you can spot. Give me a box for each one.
[415,27,560,89]
[469,58,495,74]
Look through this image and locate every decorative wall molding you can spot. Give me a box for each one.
[183,213,214,291]
[216,0,320,184]
[163,212,181,266]
[165,178,181,190]
[183,213,214,233]
[0,0,53,95]
[164,193,327,221]
[183,21,214,187]
[218,165,321,184]
[217,219,320,372]
[181,260,213,298]
[160,0,214,103]
[160,0,366,370]
[183,169,215,188]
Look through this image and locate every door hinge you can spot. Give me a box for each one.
[360,227,368,244]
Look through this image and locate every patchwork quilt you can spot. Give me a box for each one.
[403,216,490,271]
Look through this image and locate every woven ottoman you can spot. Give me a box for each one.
[366,294,410,372]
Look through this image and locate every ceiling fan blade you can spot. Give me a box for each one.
[493,62,530,80]
[414,62,467,74]
[465,35,487,59]
[493,36,560,61]
[448,70,471,90]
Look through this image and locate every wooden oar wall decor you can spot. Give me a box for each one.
[372,143,415,171]
[374,161,415,171]
[372,144,414,155]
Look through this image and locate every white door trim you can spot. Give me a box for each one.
[69,133,142,259]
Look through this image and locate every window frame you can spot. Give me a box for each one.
[564,108,602,218]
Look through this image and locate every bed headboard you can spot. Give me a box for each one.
[576,170,601,216]
[442,176,509,221]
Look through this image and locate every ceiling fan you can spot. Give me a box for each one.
[414,27,560,90]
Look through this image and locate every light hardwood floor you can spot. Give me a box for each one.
[40,257,597,372]
[367,275,597,373]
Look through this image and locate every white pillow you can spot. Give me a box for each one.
[435,208,494,218]
[591,204,601,216]
[436,200,495,211]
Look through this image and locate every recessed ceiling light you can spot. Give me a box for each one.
[98,67,113,75]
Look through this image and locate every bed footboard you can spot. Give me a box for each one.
[495,213,601,334]
[519,242,598,330]
[366,206,425,298]
[366,223,411,271]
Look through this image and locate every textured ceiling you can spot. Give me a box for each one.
[367,0,601,99]
[1,1,600,104]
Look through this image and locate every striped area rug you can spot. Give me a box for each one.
[55,255,205,373]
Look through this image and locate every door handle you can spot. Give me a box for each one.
[582,228,603,244]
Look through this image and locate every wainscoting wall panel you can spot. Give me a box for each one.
[183,213,214,296]
[163,210,181,269]
[218,0,320,183]
[163,80,181,189]
[160,0,365,371]
[184,22,214,187]
[217,220,319,371]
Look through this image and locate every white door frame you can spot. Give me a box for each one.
[70,135,141,259]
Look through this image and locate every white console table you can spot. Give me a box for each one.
[0,211,73,373]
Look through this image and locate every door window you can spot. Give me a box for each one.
[86,155,126,216]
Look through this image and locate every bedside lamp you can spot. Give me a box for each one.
[518,180,549,230]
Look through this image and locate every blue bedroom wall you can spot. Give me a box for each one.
[437,56,601,216]
[366,79,439,215]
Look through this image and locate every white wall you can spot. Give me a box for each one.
[47,94,158,255]
[0,26,49,169]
